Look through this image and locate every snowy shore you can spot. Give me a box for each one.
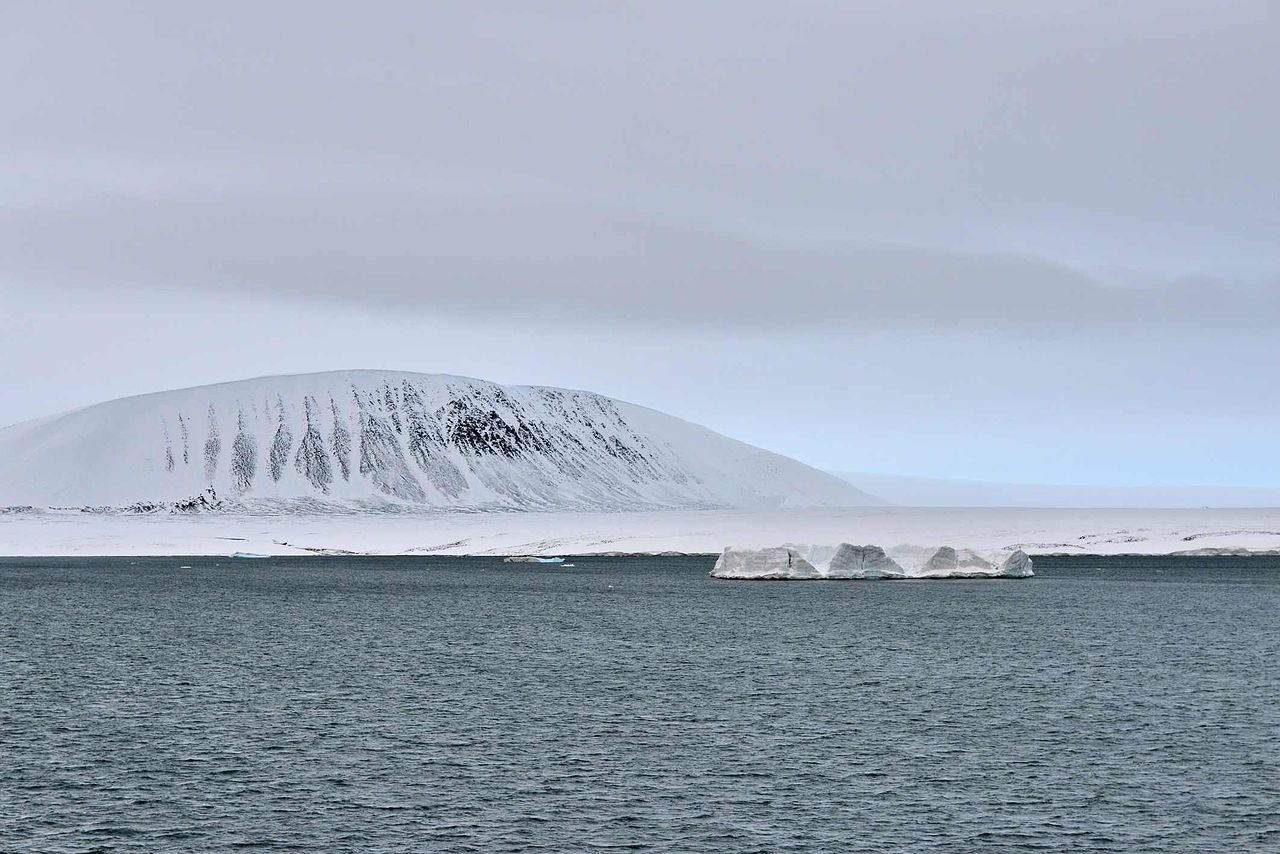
[2,506,1279,558]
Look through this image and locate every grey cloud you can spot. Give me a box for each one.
[2,188,1276,332]
[2,2,1277,268]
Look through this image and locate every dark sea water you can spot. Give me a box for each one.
[2,555,1277,853]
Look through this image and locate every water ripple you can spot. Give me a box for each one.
[1,554,1278,852]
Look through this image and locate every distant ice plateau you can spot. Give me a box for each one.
[711,543,1033,580]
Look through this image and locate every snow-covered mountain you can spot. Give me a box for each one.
[0,370,878,511]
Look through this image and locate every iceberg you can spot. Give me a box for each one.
[711,543,1032,580]
[709,546,822,580]
[822,543,907,579]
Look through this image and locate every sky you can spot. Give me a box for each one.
[2,1,1277,487]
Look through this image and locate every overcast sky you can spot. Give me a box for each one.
[2,1,1277,486]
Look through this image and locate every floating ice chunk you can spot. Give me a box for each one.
[888,544,1032,578]
[824,543,906,579]
[995,549,1034,578]
[711,546,820,580]
[712,543,1032,580]
[890,545,982,577]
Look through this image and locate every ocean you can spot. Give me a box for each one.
[2,555,1277,852]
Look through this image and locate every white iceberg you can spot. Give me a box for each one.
[821,543,907,579]
[709,545,822,580]
[710,543,1032,580]
[883,544,1033,578]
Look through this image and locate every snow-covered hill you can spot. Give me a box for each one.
[0,370,878,511]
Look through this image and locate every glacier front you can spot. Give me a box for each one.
[711,543,1033,580]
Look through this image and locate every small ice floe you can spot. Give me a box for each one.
[711,543,1033,580]
[502,556,565,564]
[230,551,271,559]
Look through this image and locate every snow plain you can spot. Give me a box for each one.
[3,506,1279,557]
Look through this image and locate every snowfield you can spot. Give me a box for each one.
[2,506,1278,557]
